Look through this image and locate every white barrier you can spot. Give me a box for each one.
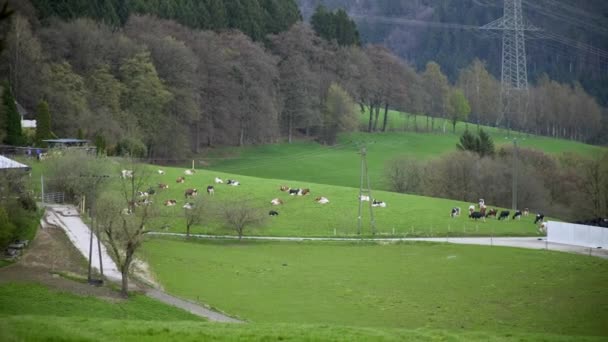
[547,221,608,249]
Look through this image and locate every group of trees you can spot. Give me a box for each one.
[0,1,605,161]
[385,148,608,221]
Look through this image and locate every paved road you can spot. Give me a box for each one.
[148,232,608,259]
[43,205,242,322]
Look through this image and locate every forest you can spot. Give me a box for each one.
[0,0,605,161]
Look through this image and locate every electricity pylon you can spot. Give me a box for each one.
[357,147,376,235]
[481,0,538,131]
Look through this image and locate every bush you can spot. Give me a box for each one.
[115,137,147,158]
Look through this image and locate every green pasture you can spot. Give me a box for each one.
[0,282,202,322]
[203,113,603,190]
[140,166,541,237]
[141,238,608,337]
[2,315,605,341]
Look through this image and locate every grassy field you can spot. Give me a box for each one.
[203,114,603,190]
[0,282,202,321]
[136,166,541,237]
[141,238,608,337]
[3,315,606,341]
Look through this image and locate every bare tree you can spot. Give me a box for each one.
[184,195,208,238]
[219,199,266,240]
[96,162,156,297]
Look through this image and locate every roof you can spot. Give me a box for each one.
[0,155,30,170]
[43,139,89,143]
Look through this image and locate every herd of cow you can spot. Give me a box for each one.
[120,168,390,217]
[450,198,546,230]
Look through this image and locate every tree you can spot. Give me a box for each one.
[0,1,14,54]
[2,84,22,145]
[34,100,52,147]
[448,88,470,132]
[96,163,156,297]
[321,83,357,145]
[477,129,495,158]
[456,130,477,153]
[184,196,207,238]
[421,62,449,132]
[457,59,500,129]
[220,199,265,240]
[385,157,424,194]
[311,5,360,46]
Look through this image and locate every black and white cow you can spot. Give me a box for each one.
[469,211,485,220]
[498,210,510,220]
[512,210,522,220]
[534,213,545,224]
[227,179,240,186]
[207,185,215,195]
[269,210,279,216]
[451,207,461,218]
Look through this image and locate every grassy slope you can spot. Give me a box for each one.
[0,282,202,321]
[141,238,608,337]
[146,166,541,237]
[204,113,603,190]
[2,316,606,342]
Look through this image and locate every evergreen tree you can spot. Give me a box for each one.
[35,100,52,147]
[311,5,359,46]
[456,129,477,153]
[2,85,23,146]
[477,129,495,157]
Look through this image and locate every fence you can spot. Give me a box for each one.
[547,221,608,249]
[42,192,65,204]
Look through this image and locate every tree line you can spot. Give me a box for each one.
[0,2,605,161]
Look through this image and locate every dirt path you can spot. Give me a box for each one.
[146,289,243,323]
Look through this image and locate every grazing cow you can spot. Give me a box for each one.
[468,205,476,215]
[164,199,177,207]
[289,188,301,196]
[512,210,522,220]
[538,221,548,234]
[227,179,240,186]
[372,200,387,208]
[315,197,330,204]
[450,207,461,218]
[301,188,310,196]
[137,191,149,198]
[486,208,498,218]
[121,169,133,179]
[183,202,194,210]
[158,183,169,189]
[523,208,530,216]
[184,169,195,175]
[184,188,198,198]
[270,198,283,206]
[534,213,545,224]
[269,210,279,216]
[480,205,487,216]
[498,210,510,220]
[157,170,165,175]
[214,177,224,184]
[469,211,485,221]
[207,185,214,195]
[280,185,290,192]
[359,195,370,202]
[176,176,185,183]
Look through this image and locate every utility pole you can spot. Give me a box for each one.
[357,147,376,236]
[481,0,537,132]
[511,138,518,211]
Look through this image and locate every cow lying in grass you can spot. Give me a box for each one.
[227,179,240,186]
[280,185,290,192]
[270,198,283,206]
[157,170,165,175]
[289,188,310,196]
[269,210,279,216]
[215,177,223,184]
[121,169,133,179]
[315,197,330,204]
[185,189,198,198]
[164,199,177,207]
[372,200,386,208]
[158,183,169,189]
[176,176,185,183]
[184,169,195,175]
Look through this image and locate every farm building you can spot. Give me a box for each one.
[0,155,31,173]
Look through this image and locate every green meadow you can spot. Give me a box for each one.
[203,113,603,190]
[141,238,608,337]
[144,166,540,237]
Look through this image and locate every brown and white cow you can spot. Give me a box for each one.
[158,183,169,189]
[270,198,283,206]
[184,188,198,198]
[164,199,177,207]
[176,176,185,183]
[280,185,290,192]
[315,197,330,204]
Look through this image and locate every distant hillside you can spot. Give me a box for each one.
[298,0,608,106]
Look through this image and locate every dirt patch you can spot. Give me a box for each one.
[0,226,126,301]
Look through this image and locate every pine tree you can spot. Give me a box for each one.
[477,129,495,157]
[35,100,52,147]
[2,85,23,146]
[456,129,477,152]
